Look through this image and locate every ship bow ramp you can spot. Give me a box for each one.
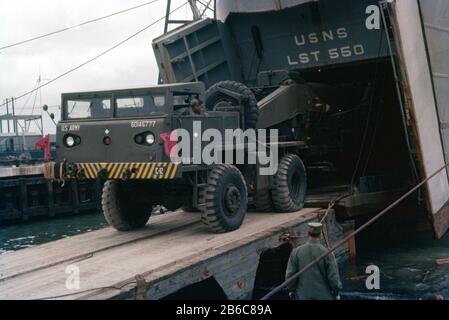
[0,209,348,300]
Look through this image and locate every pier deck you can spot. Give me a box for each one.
[0,208,348,300]
[0,164,45,179]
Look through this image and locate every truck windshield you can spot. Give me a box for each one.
[65,94,167,120]
[116,94,166,117]
[66,98,112,120]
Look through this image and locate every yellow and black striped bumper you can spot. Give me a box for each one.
[62,162,181,180]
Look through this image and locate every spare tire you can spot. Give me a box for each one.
[205,81,259,129]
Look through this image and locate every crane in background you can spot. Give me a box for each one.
[164,0,215,32]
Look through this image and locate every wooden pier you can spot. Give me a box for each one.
[0,208,349,300]
[0,164,100,224]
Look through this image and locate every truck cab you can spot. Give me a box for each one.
[58,82,205,164]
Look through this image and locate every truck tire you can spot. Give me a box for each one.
[253,189,274,212]
[202,165,248,233]
[102,181,152,231]
[272,154,307,212]
[205,81,259,129]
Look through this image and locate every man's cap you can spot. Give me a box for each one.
[308,222,323,236]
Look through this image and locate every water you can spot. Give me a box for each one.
[341,232,449,300]
[0,213,107,254]
[1,214,448,300]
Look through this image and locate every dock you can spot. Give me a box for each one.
[0,164,100,224]
[0,208,349,300]
[0,164,45,178]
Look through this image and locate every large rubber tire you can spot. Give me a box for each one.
[102,181,152,231]
[253,189,274,212]
[272,154,307,212]
[202,165,248,233]
[205,81,259,129]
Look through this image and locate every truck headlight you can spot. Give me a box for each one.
[65,135,75,147]
[145,133,155,145]
[135,132,155,146]
[64,134,81,148]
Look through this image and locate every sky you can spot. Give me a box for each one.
[0,0,196,134]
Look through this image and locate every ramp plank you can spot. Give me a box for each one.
[0,209,326,300]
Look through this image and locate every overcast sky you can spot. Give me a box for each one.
[0,0,194,134]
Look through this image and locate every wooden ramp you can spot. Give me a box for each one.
[0,208,347,300]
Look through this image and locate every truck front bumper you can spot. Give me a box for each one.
[46,162,181,181]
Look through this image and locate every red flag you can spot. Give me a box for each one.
[160,131,177,158]
[35,135,51,161]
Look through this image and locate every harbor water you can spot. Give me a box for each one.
[0,213,107,254]
[0,212,448,300]
[341,232,449,300]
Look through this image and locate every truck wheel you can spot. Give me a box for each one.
[253,189,274,212]
[272,154,307,212]
[102,181,152,231]
[205,81,259,129]
[202,165,248,233]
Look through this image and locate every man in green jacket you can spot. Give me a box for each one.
[285,222,342,300]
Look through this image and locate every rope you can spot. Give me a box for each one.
[59,163,65,187]
[321,221,332,250]
[261,161,449,300]
[319,193,354,224]
[319,193,354,249]
[349,28,386,191]
[42,162,54,180]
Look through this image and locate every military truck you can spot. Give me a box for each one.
[48,80,326,233]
